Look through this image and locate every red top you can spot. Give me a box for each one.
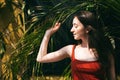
[71,45,106,80]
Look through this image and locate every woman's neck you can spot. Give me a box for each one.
[78,37,89,48]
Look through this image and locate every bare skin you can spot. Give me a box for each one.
[36,17,116,80]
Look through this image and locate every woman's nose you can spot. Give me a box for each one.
[70,27,74,32]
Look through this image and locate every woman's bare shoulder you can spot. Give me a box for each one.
[63,44,75,49]
[62,44,75,57]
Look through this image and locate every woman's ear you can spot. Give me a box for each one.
[86,25,92,33]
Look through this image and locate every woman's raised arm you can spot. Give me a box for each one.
[36,22,71,63]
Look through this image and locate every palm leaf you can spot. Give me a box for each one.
[1,0,120,80]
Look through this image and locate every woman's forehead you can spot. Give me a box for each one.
[73,17,81,24]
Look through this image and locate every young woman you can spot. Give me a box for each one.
[36,11,116,80]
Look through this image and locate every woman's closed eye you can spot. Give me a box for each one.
[74,25,78,28]
[73,24,78,28]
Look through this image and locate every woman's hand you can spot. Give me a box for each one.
[46,22,61,36]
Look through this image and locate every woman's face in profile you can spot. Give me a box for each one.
[71,17,88,40]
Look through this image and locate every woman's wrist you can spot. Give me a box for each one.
[45,29,53,36]
[45,31,52,38]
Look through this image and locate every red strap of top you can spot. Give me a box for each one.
[72,45,76,60]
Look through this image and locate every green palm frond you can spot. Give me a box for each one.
[1,0,120,80]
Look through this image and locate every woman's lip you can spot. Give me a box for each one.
[73,34,76,35]
[73,33,75,35]
[73,34,76,36]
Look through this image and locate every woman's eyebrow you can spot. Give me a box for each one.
[73,23,78,26]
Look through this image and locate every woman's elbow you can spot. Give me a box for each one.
[36,57,42,62]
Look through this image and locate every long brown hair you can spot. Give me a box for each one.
[74,11,114,67]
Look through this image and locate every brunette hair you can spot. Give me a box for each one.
[74,11,114,67]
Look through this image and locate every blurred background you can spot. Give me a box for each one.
[0,0,120,80]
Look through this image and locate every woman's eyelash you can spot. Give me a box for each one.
[75,26,78,28]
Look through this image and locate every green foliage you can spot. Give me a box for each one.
[1,0,120,80]
[0,32,6,59]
